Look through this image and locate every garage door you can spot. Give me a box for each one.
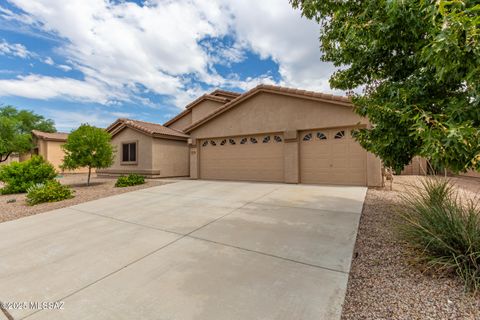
[199,134,284,182]
[300,128,367,185]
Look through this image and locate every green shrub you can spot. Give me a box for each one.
[0,156,57,194]
[115,174,145,187]
[26,180,73,205]
[399,178,480,293]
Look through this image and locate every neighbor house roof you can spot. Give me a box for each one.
[32,130,69,142]
[210,89,241,99]
[107,118,189,139]
[184,84,352,133]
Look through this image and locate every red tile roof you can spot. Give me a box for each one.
[32,130,69,141]
[107,118,189,139]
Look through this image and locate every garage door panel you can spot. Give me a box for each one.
[300,128,367,186]
[200,134,284,182]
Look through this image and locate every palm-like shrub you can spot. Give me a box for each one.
[26,180,73,205]
[399,178,480,293]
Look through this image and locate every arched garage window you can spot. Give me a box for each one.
[274,135,282,142]
[317,132,327,140]
[202,141,208,147]
[303,133,312,141]
[334,131,345,139]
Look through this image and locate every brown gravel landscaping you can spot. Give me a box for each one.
[0,174,174,224]
[342,175,480,320]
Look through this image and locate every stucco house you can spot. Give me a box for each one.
[29,130,88,173]
[102,84,387,186]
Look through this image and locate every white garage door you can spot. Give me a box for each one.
[199,134,284,182]
[300,128,367,186]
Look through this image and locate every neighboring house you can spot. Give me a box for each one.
[97,119,189,177]
[104,84,384,186]
[400,156,427,175]
[31,130,88,173]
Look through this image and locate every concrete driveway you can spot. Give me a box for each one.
[0,180,366,320]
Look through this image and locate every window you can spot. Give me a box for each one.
[240,138,247,144]
[334,130,345,139]
[250,137,258,144]
[122,142,137,162]
[303,133,312,141]
[274,135,282,143]
[210,140,217,146]
[229,139,236,145]
[202,140,208,147]
[317,132,327,140]
[220,139,227,146]
[262,136,270,143]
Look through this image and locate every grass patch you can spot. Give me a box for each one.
[398,178,480,293]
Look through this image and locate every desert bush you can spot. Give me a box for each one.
[26,180,73,205]
[399,178,480,293]
[115,174,145,187]
[0,156,57,194]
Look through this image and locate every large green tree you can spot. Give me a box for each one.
[61,124,115,185]
[0,106,56,162]
[291,0,479,173]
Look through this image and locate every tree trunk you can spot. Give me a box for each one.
[87,166,91,186]
[0,152,12,163]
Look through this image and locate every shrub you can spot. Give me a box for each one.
[115,174,145,187]
[26,180,74,205]
[0,156,57,194]
[398,178,480,293]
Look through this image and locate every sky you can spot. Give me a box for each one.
[0,0,339,132]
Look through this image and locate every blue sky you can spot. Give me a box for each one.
[0,0,337,131]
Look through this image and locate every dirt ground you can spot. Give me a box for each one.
[0,174,173,223]
[342,175,480,320]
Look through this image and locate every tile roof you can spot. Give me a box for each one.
[183,84,352,133]
[32,130,69,141]
[107,118,189,139]
[209,89,241,99]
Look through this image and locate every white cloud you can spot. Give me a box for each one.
[0,74,115,103]
[0,39,31,58]
[43,56,54,65]
[57,64,72,72]
[2,0,340,108]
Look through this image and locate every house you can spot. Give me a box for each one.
[30,130,88,173]
[97,118,189,177]
[103,84,384,186]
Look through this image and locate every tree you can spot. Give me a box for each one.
[61,124,115,185]
[290,0,479,173]
[0,106,56,162]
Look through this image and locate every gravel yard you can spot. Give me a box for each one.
[342,175,480,320]
[0,174,173,223]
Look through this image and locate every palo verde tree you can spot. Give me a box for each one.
[0,106,56,162]
[61,124,115,185]
[290,0,479,173]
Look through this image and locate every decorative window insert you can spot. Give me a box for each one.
[334,130,345,139]
[303,133,313,141]
[122,142,137,162]
[229,139,236,145]
[262,136,270,143]
[202,141,208,147]
[316,132,327,140]
[250,137,258,144]
[240,138,247,144]
[274,135,282,143]
[210,140,217,146]
[220,139,227,146]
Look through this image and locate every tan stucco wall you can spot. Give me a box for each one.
[99,127,155,175]
[33,139,88,174]
[188,92,383,187]
[0,154,19,165]
[400,156,427,175]
[152,138,189,177]
[459,170,480,178]
[168,111,192,132]
[99,127,188,177]
[191,100,224,123]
